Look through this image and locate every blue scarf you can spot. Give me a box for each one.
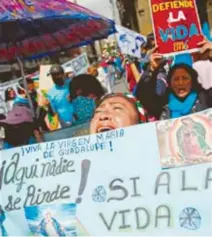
[168,92,197,119]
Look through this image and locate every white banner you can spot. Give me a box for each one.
[0,109,211,236]
[63,52,90,76]
[116,25,146,58]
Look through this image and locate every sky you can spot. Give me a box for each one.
[69,0,120,23]
[75,0,113,19]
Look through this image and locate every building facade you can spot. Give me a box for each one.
[117,0,212,36]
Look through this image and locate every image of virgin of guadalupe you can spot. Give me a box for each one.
[36,212,66,236]
[176,117,212,161]
[0,207,8,236]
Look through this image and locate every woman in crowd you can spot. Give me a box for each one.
[136,39,212,121]
[0,105,38,149]
[4,87,16,112]
[69,74,105,126]
[90,93,146,134]
[135,47,168,121]
[160,63,208,120]
[1,86,42,149]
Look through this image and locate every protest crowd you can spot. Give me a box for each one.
[0,0,212,236]
[0,2,212,151]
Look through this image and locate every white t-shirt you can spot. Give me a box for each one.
[193,60,212,90]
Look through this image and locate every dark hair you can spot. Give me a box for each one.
[5,87,15,101]
[4,123,34,147]
[0,114,6,120]
[167,63,202,92]
[147,33,154,41]
[69,74,105,101]
[26,77,34,84]
[17,86,25,95]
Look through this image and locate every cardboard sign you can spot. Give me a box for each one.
[150,0,204,55]
[0,109,211,235]
[39,65,54,91]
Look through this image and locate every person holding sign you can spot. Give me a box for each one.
[159,63,208,119]
[136,38,212,121]
[150,0,204,55]
[90,93,146,134]
[47,65,74,128]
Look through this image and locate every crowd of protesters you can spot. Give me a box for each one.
[0,32,211,150]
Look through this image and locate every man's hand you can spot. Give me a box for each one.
[37,94,49,107]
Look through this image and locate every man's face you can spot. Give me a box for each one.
[51,72,65,86]
[90,96,139,134]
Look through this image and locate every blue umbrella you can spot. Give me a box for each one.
[0,0,116,115]
[0,0,116,63]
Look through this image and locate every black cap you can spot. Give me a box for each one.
[49,64,64,75]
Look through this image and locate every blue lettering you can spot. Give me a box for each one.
[43,151,54,159]
[24,144,41,154]
[170,28,176,41]
[159,28,169,42]
[159,24,199,43]
[189,23,199,37]
[176,25,188,40]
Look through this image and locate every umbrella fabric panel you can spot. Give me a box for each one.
[0,18,113,42]
[0,0,106,21]
[0,0,116,63]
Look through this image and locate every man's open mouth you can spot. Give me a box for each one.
[97,127,115,133]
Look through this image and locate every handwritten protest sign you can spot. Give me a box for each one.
[149,0,204,55]
[39,65,54,91]
[116,25,146,58]
[63,52,89,76]
[0,109,211,235]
